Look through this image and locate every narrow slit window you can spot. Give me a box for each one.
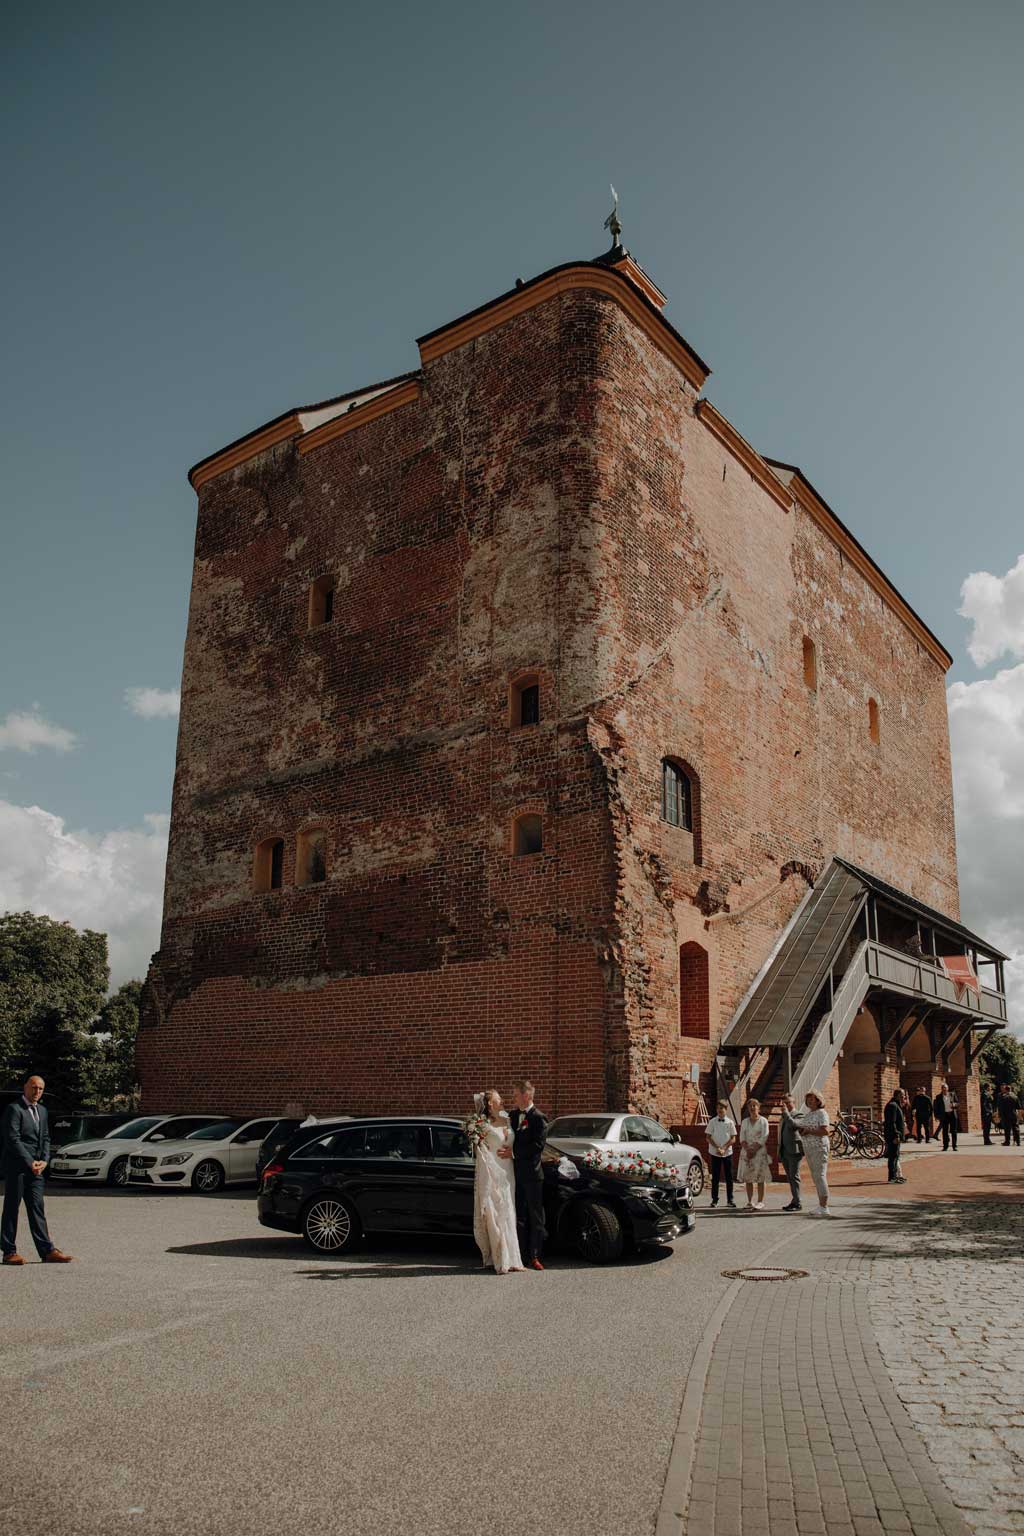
[868,697,880,745]
[308,575,335,629]
[512,813,543,856]
[802,636,817,691]
[661,760,693,831]
[510,675,540,728]
[255,837,285,894]
[679,942,710,1039]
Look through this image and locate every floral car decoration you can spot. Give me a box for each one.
[581,1147,687,1186]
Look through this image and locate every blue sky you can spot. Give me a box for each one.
[2,1,1022,1002]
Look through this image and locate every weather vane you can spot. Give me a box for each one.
[604,184,622,248]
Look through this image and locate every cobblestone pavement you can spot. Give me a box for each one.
[866,1200,1024,1536]
[664,1183,1024,1536]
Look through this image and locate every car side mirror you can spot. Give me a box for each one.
[149,1134,165,1142]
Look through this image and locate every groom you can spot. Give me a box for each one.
[500,1078,547,1271]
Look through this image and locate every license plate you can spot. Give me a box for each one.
[51,1161,70,1172]
[129,1171,149,1181]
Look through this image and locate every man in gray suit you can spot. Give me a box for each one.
[2,1075,73,1265]
[779,1093,804,1213]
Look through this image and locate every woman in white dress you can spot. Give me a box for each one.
[736,1097,771,1210]
[471,1090,526,1274]
[794,1089,833,1217]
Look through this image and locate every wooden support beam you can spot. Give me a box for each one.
[896,1006,933,1058]
[967,1027,1002,1067]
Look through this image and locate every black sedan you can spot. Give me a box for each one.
[257,1116,695,1264]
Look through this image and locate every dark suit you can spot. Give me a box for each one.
[912,1093,933,1143]
[778,1110,804,1208]
[510,1104,547,1262]
[980,1090,994,1145]
[1,1098,54,1259]
[883,1098,905,1180]
[998,1091,1021,1147]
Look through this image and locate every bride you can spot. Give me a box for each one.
[470,1090,526,1275]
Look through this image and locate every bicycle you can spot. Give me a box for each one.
[831,1111,885,1160]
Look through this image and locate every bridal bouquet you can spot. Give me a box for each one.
[582,1148,685,1186]
[463,1113,489,1152]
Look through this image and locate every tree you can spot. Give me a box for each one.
[89,979,142,1107]
[0,911,109,1104]
[978,1032,1024,1094]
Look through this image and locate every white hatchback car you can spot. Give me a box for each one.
[48,1115,226,1188]
[546,1112,706,1197]
[128,1117,282,1194]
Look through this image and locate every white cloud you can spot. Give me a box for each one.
[125,686,180,719]
[959,552,1024,667]
[948,662,1024,1034]
[0,708,77,754]
[0,801,168,989]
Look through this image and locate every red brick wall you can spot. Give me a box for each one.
[139,279,961,1123]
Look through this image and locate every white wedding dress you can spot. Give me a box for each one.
[473,1117,525,1274]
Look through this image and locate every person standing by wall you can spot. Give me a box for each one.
[736,1098,771,1211]
[705,1099,737,1209]
[778,1094,804,1212]
[1,1075,74,1265]
[980,1084,995,1146]
[998,1084,1021,1147]
[934,1081,959,1151]
[912,1087,934,1143]
[884,1089,907,1183]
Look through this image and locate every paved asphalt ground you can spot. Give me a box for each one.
[4,1141,1019,1536]
[1,1180,796,1536]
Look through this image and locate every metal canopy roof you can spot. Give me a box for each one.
[834,858,1009,961]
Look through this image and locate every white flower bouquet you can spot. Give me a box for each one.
[582,1147,685,1186]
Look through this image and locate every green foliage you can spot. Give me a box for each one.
[979,1032,1024,1093]
[89,979,143,1106]
[0,911,109,1104]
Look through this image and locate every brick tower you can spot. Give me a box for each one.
[139,237,1000,1127]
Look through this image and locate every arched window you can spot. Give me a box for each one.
[297,828,327,886]
[254,837,285,893]
[512,813,543,856]
[679,942,710,1039]
[868,697,880,745]
[802,635,818,691]
[510,674,540,728]
[661,760,693,831]
[308,574,335,629]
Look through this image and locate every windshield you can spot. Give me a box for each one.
[547,1117,615,1139]
[185,1120,243,1140]
[106,1117,164,1140]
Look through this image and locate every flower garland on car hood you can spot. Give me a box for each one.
[581,1147,686,1185]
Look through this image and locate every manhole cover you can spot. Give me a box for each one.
[721,1266,809,1282]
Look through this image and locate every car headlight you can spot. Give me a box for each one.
[629,1186,661,1202]
[160,1152,194,1166]
[81,1150,105,1160]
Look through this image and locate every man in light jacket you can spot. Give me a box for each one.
[779,1094,804,1212]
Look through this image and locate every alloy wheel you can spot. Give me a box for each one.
[686,1159,705,1197]
[109,1156,129,1188]
[306,1199,352,1252]
[193,1160,224,1193]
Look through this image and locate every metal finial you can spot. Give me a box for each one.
[603,183,622,248]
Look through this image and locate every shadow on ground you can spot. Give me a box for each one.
[830,1195,1024,1262]
[166,1231,677,1271]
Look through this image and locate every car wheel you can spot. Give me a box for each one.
[686,1158,705,1197]
[107,1156,130,1188]
[192,1159,226,1194]
[302,1195,360,1255]
[573,1200,624,1265]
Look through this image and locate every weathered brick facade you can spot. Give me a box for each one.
[138,251,965,1126]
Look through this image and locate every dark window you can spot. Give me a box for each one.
[144,1117,220,1142]
[547,1117,615,1140]
[640,1117,673,1144]
[298,829,327,886]
[294,1128,366,1160]
[323,586,334,624]
[185,1120,244,1140]
[802,635,818,691]
[622,1116,648,1142]
[231,1120,278,1145]
[309,575,335,629]
[431,1126,473,1161]
[519,684,539,726]
[661,761,692,831]
[513,813,543,856]
[363,1125,427,1161]
[270,839,284,889]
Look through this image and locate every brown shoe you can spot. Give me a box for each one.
[3,1253,25,1266]
[42,1248,74,1263]
[529,1258,544,1271]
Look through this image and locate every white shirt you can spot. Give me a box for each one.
[706,1115,736,1158]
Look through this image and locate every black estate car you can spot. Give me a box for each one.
[257,1116,695,1264]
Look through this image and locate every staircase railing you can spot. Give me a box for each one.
[790,941,871,1103]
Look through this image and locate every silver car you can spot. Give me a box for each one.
[128,1117,282,1193]
[546,1112,706,1196]
[48,1115,226,1187]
